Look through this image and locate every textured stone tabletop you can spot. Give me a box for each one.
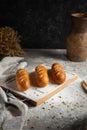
[22,49,87,130]
[21,49,87,130]
[0,49,86,130]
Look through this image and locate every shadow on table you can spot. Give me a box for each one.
[25,49,68,61]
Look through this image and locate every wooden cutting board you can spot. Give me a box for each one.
[0,66,78,106]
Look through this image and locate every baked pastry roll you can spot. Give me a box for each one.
[35,65,49,87]
[16,68,30,91]
[51,63,66,84]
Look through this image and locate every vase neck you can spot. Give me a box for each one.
[71,17,87,33]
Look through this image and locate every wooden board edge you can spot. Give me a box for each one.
[35,75,78,106]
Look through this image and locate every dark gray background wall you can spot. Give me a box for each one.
[0,0,87,49]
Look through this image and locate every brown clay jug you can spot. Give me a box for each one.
[66,13,87,61]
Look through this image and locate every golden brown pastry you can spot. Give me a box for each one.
[51,63,66,84]
[35,65,49,87]
[16,68,30,91]
[82,80,87,92]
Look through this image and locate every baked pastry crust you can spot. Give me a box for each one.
[82,80,87,92]
[16,68,30,91]
[35,65,49,87]
[51,63,66,84]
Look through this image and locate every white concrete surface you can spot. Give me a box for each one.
[0,49,87,130]
[23,49,87,130]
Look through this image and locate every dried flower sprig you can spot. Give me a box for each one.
[0,26,24,60]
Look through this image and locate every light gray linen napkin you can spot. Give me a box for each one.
[0,57,28,130]
[0,87,28,130]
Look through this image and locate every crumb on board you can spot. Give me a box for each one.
[36,116,39,118]
[30,126,34,129]
[52,115,56,119]
[58,96,62,98]
[42,107,45,109]
[62,101,67,105]
[51,106,54,108]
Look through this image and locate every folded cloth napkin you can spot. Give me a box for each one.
[0,87,28,130]
[0,56,27,81]
[0,57,28,130]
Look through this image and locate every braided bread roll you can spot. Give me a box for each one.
[51,63,66,84]
[16,68,30,91]
[35,65,49,87]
